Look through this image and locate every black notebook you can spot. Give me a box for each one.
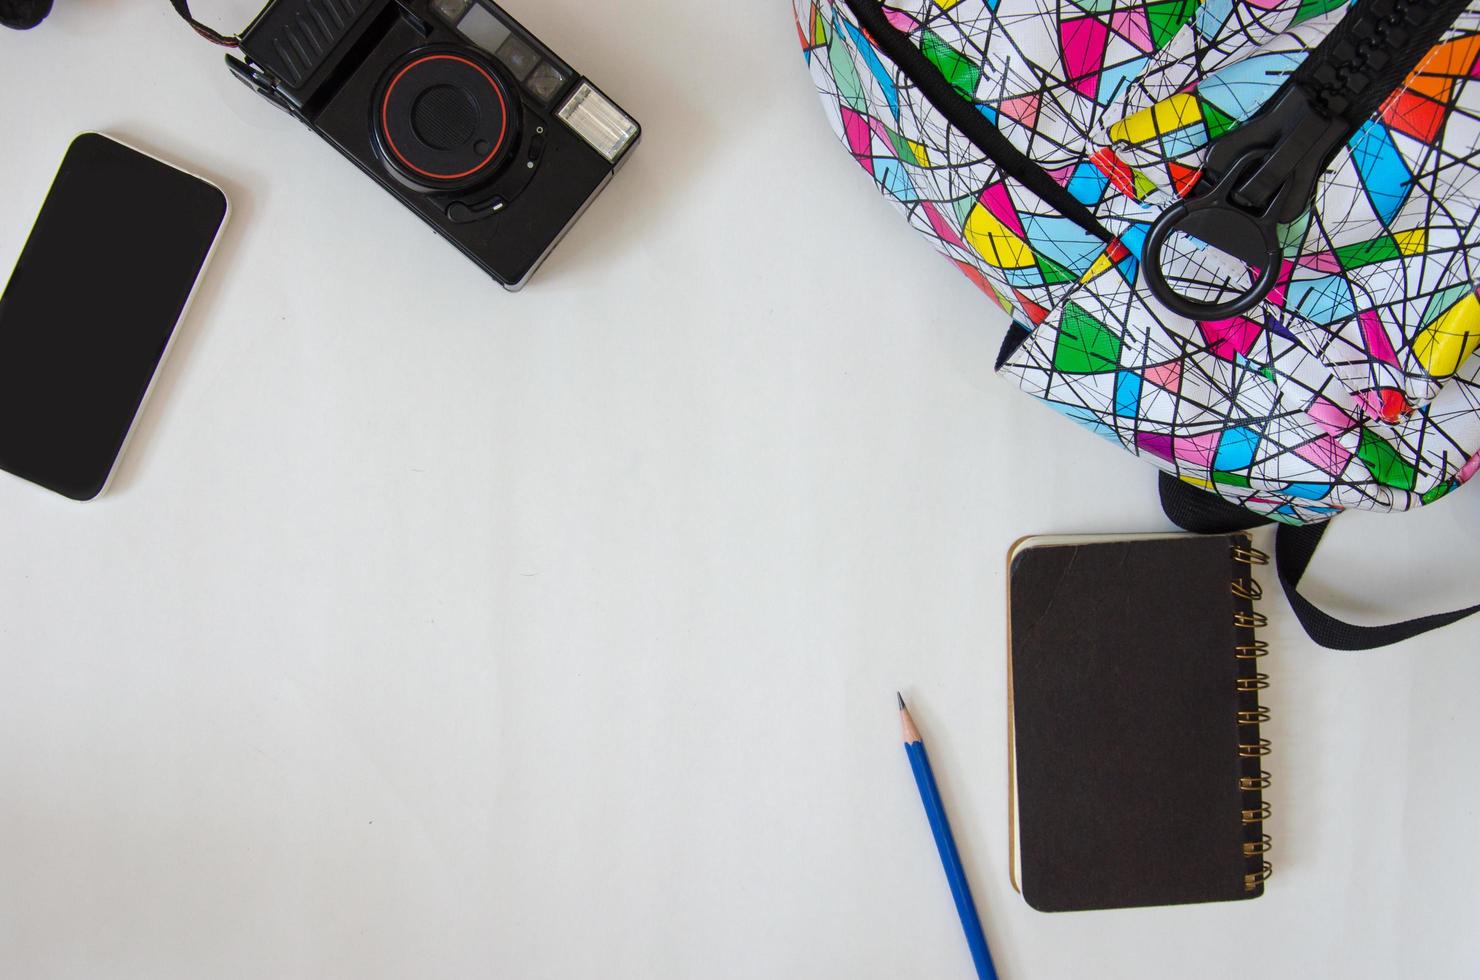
[1007,533,1272,913]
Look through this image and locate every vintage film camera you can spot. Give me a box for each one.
[226,0,640,289]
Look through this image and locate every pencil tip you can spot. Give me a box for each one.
[897,693,921,743]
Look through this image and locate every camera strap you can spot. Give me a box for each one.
[169,0,239,47]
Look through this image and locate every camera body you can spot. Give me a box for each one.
[227,0,640,289]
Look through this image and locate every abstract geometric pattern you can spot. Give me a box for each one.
[795,0,1480,522]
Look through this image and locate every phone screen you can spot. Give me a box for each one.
[0,133,228,500]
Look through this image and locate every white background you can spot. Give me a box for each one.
[2,3,1479,977]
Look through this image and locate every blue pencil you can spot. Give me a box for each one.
[898,693,999,980]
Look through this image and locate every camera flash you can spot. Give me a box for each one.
[557,82,638,162]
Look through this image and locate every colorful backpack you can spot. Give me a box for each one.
[794,0,1480,646]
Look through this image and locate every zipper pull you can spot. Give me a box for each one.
[1143,0,1474,320]
[1143,84,1349,320]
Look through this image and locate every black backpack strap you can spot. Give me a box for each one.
[1159,473,1480,650]
[1157,471,1272,533]
[1274,521,1480,650]
[170,0,240,47]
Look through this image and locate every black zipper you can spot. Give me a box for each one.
[1297,0,1472,123]
[1143,0,1471,319]
[1211,0,1472,226]
[844,0,1469,317]
[842,0,1114,244]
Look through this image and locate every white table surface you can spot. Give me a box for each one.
[3,3,1479,978]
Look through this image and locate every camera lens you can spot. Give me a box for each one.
[413,86,478,149]
[374,48,520,192]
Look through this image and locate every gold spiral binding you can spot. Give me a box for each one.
[1232,545,1270,566]
[1239,771,1272,791]
[1239,738,1272,757]
[1235,639,1269,659]
[1232,577,1264,600]
[1236,673,1270,692]
[1243,834,1273,857]
[1232,538,1271,894]
[1238,706,1271,725]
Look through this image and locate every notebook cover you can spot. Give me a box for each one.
[1008,534,1265,912]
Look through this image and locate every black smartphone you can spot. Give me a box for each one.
[0,133,229,500]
